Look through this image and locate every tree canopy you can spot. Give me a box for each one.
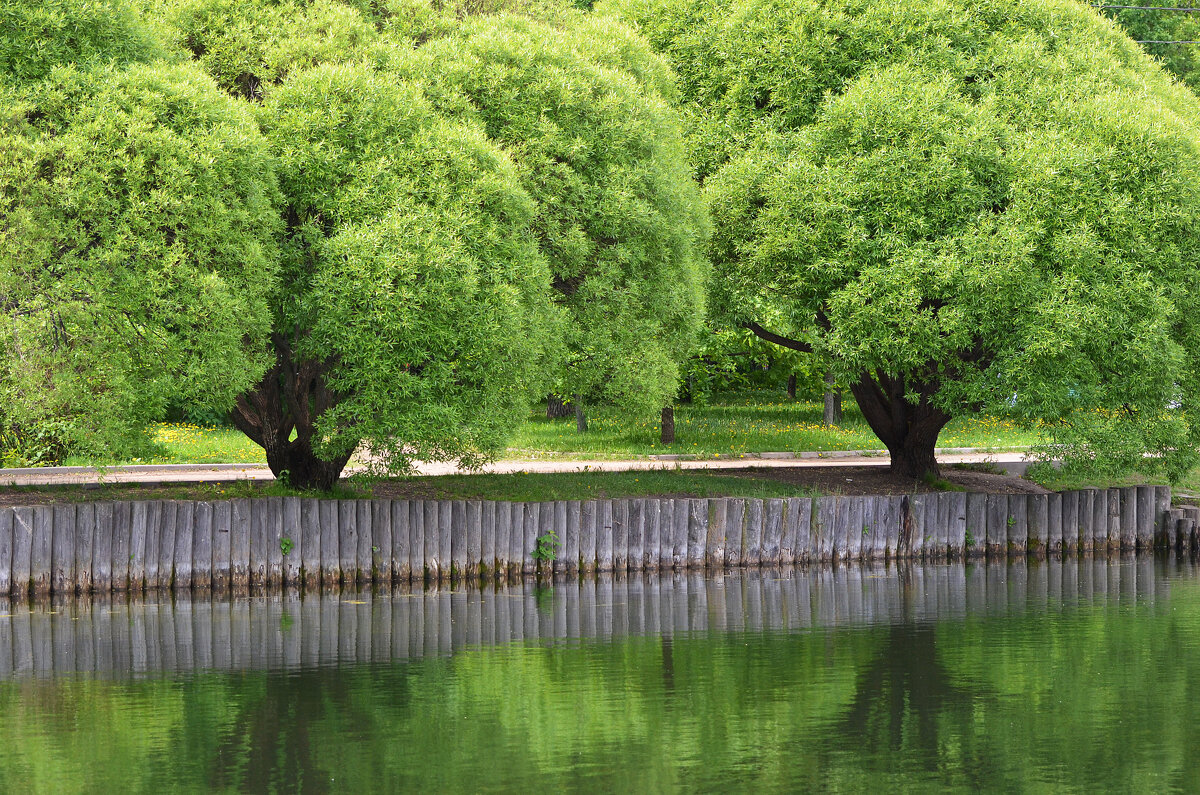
[0,2,278,457]
[145,0,706,487]
[606,0,1200,479]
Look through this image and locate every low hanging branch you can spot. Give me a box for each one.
[740,321,813,353]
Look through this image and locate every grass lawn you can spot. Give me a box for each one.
[506,391,1043,460]
[64,422,267,466]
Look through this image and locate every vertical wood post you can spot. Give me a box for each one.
[409,501,426,585]
[744,500,764,566]
[966,494,987,559]
[725,499,744,568]
[1027,494,1048,558]
[1119,487,1137,551]
[1077,490,1094,554]
[598,501,614,572]
[1061,491,1079,557]
[687,499,708,569]
[1154,486,1172,550]
[318,500,340,588]
[451,500,469,582]
[522,502,539,577]
[300,498,321,588]
[815,497,837,563]
[947,492,968,560]
[213,501,232,590]
[74,503,94,593]
[51,504,75,595]
[985,494,1007,559]
[1135,486,1155,551]
[174,502,194,591]
[764,499,783,566]
[111,502,131,592]
[356,499,374,584]
[1047,493,1063,555]
[0,508,12,595]
[627,500,644,573]
[463,500,482,579]
[424,500,440,582]
[1107,489,1122,553]
[479,500,495,579]
[373,499,392,584]
[126,501,146,592]
[1091,489,1109,554]
[192,501,214,589]
[280,497,300,586]
[581,500,598,574]
[494,501,509,579]
[91,503,111,594]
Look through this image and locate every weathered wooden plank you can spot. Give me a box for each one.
[763,499,783,566]
[790,498,812,565]
[671,498,688,570]
[844,497,864,561]
[906,495,925,560]
[465,500,482,579]
[725,499,745,568]
[282,497,302,586]
[966,493,987,559]
[158,501,177,589]
[51,504,75,595]
[371,498,391,584]
[425,500,445,581]
[627,500,645,573]
[947,492,968,560]
[492,501,509,579]
[705,500,726,570]
[391,500,410,583]
[643,500,660,572]
[174,502,195,591]
[1106,489,1122,553]
[687,499,708,568]
[227,499,250,590]
[249,497,270,589]
[1027,494,1049,558]
[192,501,214,589]
[143,501,160,590]
[744,500,764,567]
[1135,486,1155,551]
[597,501,614,572]
[564,501,581,574]
[1007,495,1028,557]
[73,503,93,593]
[580,500,598,573]
[317,500,339,587]
[479,500,495,579]
[1077,490,1094,554]
[1061,491,1079,557]
[1090,489,1108,554]
[1119,486,1137,551]
[111,502,132,592]
[409,500,426,584]
[522,502,539,577]
[885,496,903,558]
[612,500,629,572]
[355,499,373,584]
[814,497,836,563]
[438,500,453,581]
[90,504,112,594]
[336,500,357,585]
[1154,486,1172,550]
[1046,493,1063,555]
[0,508,13,596]
[212,501,232,590]
[985,494,1007,559]
[127,501,146,592]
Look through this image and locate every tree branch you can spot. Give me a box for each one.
[740,321,813,353]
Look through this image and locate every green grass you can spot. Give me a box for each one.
[64,422,266,466]
[506,391,1044,460]
[0,469,811,506]
[380,470,813,502]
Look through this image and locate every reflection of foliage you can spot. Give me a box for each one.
[0,581,1199,789]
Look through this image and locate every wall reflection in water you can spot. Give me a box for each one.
[0,556,1185,678]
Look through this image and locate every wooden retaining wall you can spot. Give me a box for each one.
[0,486,1190,595]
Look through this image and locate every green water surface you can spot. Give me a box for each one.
[0,560,1197,793]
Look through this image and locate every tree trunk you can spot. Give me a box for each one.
[660,406,675,444]
[849,370,950,479]
[229,333,354,492]
[787,373,797,400]
[823,371,843,426]
[547,394,572,419]
[574,395,587,433]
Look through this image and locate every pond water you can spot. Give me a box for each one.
[0,558,1197,793]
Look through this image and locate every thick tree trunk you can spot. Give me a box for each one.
[574,395,587,433]
[547,394,572,419]
[849,370,950,479]
[822,371,842,426]
[229,333,354,491]
[660,406,675,444]
[787,373,797,400]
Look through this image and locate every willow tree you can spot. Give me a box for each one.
[0,0,279,458]
[408,13,708,424]
[607,0,1200,479]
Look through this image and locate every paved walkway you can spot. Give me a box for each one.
[0,449,1037,487]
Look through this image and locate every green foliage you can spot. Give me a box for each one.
[280,536,294,555]
[410,14,709,416]
[607,0,1200,481]
[0,4,280,462]
[0,416,73,467]
[532,529,560,561]
[259,60,560,469]
[1103,4,1200,92]
[0,0,169,83]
